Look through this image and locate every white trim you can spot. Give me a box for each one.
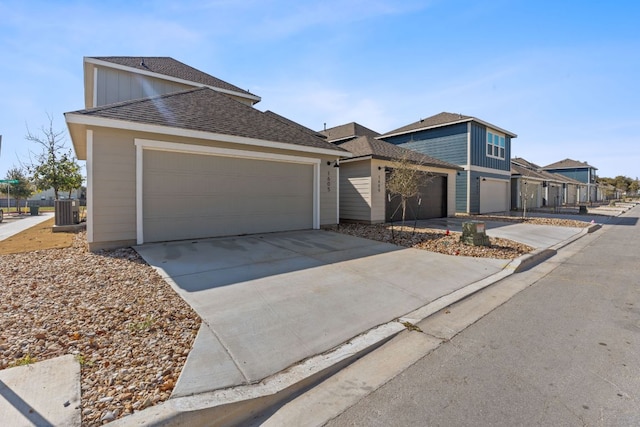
[92,68,98,108]
[86,130,94,243]
[465,165,512,177]
[84,57,261,104]
[466,123,471,213]
[135,143,144,245]
[134,138,321,245]
[66,113,349,158]
[378,117,517,140]
[336,164,340,224]
[134,139,323,164]
[313,164,320,229]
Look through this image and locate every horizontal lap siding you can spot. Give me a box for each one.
[92,130,137,244]
[320,161,339,225]
[339,161,372,222]
[383,123,468,166]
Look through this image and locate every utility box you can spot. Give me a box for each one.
[55,200,80,226]
[461,221,490,246]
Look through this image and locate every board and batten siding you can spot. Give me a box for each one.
[456,171,468,213]
[339,160,373,222]
[95,67,193,107]
[91,129,138,248]
[470,123,511,171]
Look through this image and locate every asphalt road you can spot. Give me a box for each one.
[326,207,640,426]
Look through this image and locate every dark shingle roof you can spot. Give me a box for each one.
[264,111,327,139]
[320,122,380,143]
[89,56,257,99]
[511,159,585,184]
[543,158,597,170]
[380,112,517,138]
[68,87,346,152]
[339,136,461,170]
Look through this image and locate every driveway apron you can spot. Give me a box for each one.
[134,230,507,390]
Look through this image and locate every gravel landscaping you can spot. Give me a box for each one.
[330,215,590,259]
[0,232,201,425]
[0,214,590,425]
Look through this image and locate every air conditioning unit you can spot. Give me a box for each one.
[55,200,80,226]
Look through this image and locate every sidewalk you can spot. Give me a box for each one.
[0,211,54,241]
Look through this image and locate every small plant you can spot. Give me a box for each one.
[75,354,94,366]
[9,354,37,367]
[129,315,155,332]
[401,321,423,333]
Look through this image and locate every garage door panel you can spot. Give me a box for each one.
[143,150,313,243]
[480,179,509,213]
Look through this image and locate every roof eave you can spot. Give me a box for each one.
[379,117,517,140]
[64,113,350,158]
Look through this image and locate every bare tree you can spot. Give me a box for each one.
[386,155,431,227]
[25,115,83,200]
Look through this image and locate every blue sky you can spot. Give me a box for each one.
[1,0,638,179]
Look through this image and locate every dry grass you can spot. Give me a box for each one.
[0,217,74,254]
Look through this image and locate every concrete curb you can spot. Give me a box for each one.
[114,223,602,427]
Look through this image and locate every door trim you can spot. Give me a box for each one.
[134,138,320,244]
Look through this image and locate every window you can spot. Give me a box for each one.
[486,131,505,160]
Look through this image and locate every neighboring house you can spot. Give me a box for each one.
[510,157,587,210]
[542,159,598,203]
[320,122,380,144]
[66,57,348,251]
[379,112,517,214]
[338,136,461,223]
[29,187,85,202]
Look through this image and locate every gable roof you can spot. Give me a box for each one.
[543,158,597,171]
[511,159,585,185]
[339,136,461,170]
[65,87,347,159]
[379,112,517,139]
[320,122,380,143]
[85,56,261,103]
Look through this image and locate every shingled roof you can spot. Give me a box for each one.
[320,122,380,143]
[543,158,597,170]
[511,158,585,184]
[339,136,461,170]
[379,112,517,139]
[264,111,327,139]
[66,87,346,153]
[87,56,259,101]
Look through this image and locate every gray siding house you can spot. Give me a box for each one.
[379,112,517,214]
[338,136,461,223]
[66,57,347,250]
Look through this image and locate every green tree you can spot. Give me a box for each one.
[0,167,34,214]
[26,116,83,200]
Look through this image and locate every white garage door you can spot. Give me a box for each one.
[480,179,509,214]
[143,150,314,243]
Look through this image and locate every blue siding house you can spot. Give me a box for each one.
[542,159,598,203]
[378,112,517,214]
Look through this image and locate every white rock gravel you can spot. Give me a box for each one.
[0,232,201,426]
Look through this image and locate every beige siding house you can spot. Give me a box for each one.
[66,57,347,250]
[338,136,461,223]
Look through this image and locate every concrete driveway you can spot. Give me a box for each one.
[134,230,507,395]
